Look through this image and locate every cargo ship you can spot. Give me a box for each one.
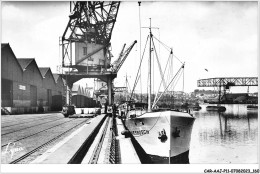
[124,107,195,164]
[123,19,195,164]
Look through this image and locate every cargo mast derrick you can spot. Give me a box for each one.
[60,1,120,106]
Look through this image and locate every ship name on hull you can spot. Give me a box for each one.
[130,130,149,136]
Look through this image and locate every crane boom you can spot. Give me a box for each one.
[62,1,120,44]
[61,1,120,70]
[111,40,137,73]
[111,44,126,69]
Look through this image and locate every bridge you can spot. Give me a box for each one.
[198,77,258,88]
[197,77,258,103]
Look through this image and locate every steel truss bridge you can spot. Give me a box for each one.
[197,77,258,104]
[198,77,258,88]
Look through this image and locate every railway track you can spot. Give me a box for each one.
[1,117,65,136]
[83,117,120,164]
[1,114,56,124]
[2,115,58,128]
[3,114,124,164]
[106,118,120,164]
[9,118,91,164]
[88,117,111,164]
[1,118,78,147]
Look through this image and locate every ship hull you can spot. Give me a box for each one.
[149,150,190,164]
[125,110,195,164]
[247,105,258,109]
[206,105,226,112]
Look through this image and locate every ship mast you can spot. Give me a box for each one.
[148,18,152,112]
[140,18,158,111]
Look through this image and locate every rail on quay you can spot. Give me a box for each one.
[32,114,107,164]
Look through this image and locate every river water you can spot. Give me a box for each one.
[189,104,258,164]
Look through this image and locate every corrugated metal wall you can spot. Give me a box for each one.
[1,78,13,107]
[47,89,52,106]
[1,44,65,114]
[30,85,37,107]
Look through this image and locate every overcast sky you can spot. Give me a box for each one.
[1,1,258,93]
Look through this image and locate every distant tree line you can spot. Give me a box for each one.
[114,92,199,108]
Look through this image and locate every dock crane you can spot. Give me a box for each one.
[60,1,122,116]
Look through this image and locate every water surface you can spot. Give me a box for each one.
[189,104,258,164]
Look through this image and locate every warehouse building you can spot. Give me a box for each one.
[1,43,65,114]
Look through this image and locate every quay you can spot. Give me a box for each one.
[1,112,141,164]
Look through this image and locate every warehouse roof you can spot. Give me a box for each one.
[2,43,65,94]
[1,43,24,72]
[1,43,9,48]
[53,74,60,83]
[39,67,50,77]
[17,58,35,70]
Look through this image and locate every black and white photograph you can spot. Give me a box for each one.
[1,1,259,173]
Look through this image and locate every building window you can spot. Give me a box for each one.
[83,47,87,55]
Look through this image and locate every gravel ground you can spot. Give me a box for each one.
[1,113,59,123]
[1,115,61,130]
[1,113,91,164]
[1,118,75,146]
[1,116,64,135]
[19,119,91,164]
[2,115,56,127]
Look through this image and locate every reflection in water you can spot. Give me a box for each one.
[218,113,223,137]
[248,114,250,132]
[190,104,258,164]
